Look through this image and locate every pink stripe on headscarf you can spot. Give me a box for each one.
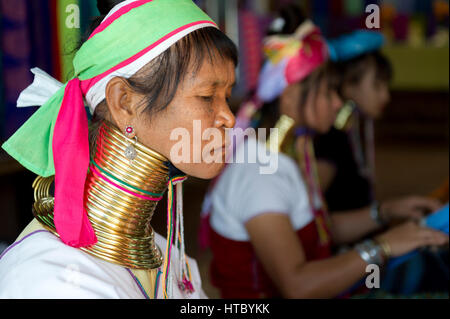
[81,20,216,93]
[88,0,153,40]
[53,78,97,247]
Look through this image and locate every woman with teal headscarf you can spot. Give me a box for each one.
[0,0,237,299]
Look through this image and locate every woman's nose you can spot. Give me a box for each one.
[215,100,236,129]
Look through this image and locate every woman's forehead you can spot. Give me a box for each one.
[188,59,236,88]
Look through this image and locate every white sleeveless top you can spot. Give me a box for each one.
[210,137,315,241]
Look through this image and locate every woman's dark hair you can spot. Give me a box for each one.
[96,0,123,16]
[88,0,238,150]
[334,51,393,95]
[267,3,306,36]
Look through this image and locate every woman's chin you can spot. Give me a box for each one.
[173,162,226,180]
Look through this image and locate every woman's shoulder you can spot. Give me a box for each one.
[210,137,313,240]
[211,138,299,220]
[0,230,142,299]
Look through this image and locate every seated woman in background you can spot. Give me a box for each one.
[205,11,448,299]
[315,31,440,218]
[313,31,448,295]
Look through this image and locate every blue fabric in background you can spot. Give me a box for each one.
[311,0,330,36]
[0,0,100,142]
[395,0,416,14]
[347,204,449,296]
[27,0,53,75]
[425,203,449,234]
[0,0,35,141]
[388,204,449,270]
[327,30,385,62]
[381,204,449,294]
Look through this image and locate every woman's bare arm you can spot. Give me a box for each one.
[329,207,380,245]
[330,196,442,245]
[245,213,368,298]
[245,212,448,298]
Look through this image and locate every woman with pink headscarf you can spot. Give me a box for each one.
[205,9,447,298]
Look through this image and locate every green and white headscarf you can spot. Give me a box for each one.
[2,0,216,248]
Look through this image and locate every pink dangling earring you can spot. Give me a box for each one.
[124,125,137,164]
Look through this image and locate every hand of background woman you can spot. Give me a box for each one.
[375,221,448,257]
[380,196,442,223]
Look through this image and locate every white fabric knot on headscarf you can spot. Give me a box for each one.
[17,68,64,108]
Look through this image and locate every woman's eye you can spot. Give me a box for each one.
[200,96,213,102]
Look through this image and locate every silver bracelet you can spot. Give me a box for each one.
[370,201,386,226]
[354,239,385,266]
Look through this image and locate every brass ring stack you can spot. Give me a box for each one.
[33,121,171,270]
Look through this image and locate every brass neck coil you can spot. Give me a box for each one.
[33,121,170,270]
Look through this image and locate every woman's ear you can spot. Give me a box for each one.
[105,77,140,131]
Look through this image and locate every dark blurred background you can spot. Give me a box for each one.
[0,0,448,297]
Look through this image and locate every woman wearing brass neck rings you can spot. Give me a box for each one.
[0,0,236,299]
